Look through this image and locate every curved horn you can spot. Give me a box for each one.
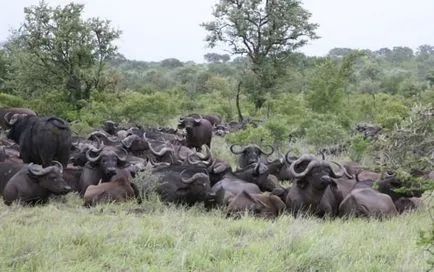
[28,163,53,176]
[180,170,208,184]
[148,142,174,157]
[194,115,202,124]
[86,146,103,163]
[326,160,352,179]
[121,135,136,149]
[115,147,128,162]
[259,145,274,156]
[230,144,245,155]
[288,154,319,178]
[284,151,296,165]
[5,112,19,126]
[51,160,64,174]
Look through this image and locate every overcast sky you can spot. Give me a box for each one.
[1,0,433,63]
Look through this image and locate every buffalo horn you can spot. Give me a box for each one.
[52,160,64,174]
[148,142,174,157]
[28,163,53,176]
[115,147,128,162]
[86,144,103,163]
[288,154,318,178]
[284,151,297,165]
[180,170,208,184]
[230,144,245,155]
[193,115,202,124]
[5,113,19,126]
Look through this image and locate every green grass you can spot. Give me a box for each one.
[0,192,431,272]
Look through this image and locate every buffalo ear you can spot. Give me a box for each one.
[177,122,185,129]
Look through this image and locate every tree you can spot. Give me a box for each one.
[6,1,120,112]
[204,53,231,63]
[201,0,318,110]
[160,58,184,69]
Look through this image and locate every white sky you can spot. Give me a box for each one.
[1,0,433,63]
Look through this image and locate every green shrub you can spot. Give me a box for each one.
[225,125,273,146]
[0,93,26,107]
[349,134,373,162]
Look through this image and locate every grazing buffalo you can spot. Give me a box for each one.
[230,144,274,169]
[83,169,141,206]
[7,115,71,167]
[3,162,71,205]
[394,197,423,214]
[147,164,215,207]
[79,144,129,195]
[0,107,37,130]
[226,191,286,219]
[338,188,398,218]
[178,116,212,150]
[284,154,351,217]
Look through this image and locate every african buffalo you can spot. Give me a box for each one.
[375,176,424,202]
[226,191,286,219]
[7,115,71,167]
[146,164,215,207]
[0,107,37,130]
[3,162,71,205]
[83,168,141,206]
[230,144,274,169]
[78,143,129,195]
[178,116,212,150]
[394,197,423,214]
[284,154,351,217]
[0,162,23,194]
[185,113,221,127]
[338,188,398,218]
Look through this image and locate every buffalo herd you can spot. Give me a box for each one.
[0,107,431,220]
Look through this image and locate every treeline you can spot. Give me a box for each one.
[0,2,432,169]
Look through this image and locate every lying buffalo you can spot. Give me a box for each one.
[283,154,352,217]
[7,115,71,167]
[230,144,274,169]
[178,116,212,150]
[83,168,141,206]
[146,164,215,207]
[79,143,129,195]
[3,162,71,205]
[394,197,423,214]
[0,107,37,130]
[0,162,24,194]
[338,188,398,219]
[226,191,286,219]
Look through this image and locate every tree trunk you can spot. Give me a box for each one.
[236,81,243,122]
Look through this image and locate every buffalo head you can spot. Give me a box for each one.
[27,161,71,195]
[86,143,128,175]
[230,144,274,169]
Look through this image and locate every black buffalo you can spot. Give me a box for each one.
[7,115,71,167]
[282,154,351,217]
[230,144,274,169]
[145,164,215,207]
[3,162,71,205]
[0,107,37,130]
[178,116,212,150]
[78,143,129,195]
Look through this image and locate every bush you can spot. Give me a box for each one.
[0,93,26,107]
[225,125,273,146]
[349,134,373,162]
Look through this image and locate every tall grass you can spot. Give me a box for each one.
[0,193,431,271]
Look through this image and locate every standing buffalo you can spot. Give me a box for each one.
[0,107,37,130]
[178,116,212,150]
[7,115,71,167]
[3,162,71,205]
[185,113,221,127]
[230,144,274,169]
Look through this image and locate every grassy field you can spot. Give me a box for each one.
[0,191,432,272]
